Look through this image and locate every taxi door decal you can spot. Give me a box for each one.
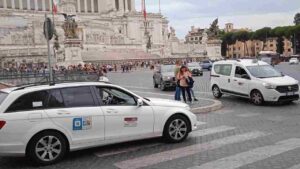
[124,117,138,127]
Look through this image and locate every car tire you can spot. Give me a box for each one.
[250,90,264,106]
[163,115,190,143]
[212,85,222,99]
[153,79,158,88]
[27,131,67,166]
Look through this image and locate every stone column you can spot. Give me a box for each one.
[34,0,38,10]
[84,0,87,13]
[111,0,116,11]
[27,0,30,10]
[77,0,80,12]
[124,0,128,12]
[12,0,15,9]
[91,0,94,13]
[118,0,124,12]
[3,0,7,8]
[42,0,46,11]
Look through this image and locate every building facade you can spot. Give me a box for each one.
[185,26,205,44]
[225,23,294,58]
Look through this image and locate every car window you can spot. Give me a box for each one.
[47,89,65,108]
[0,92,8,105]
[6,90,49,113]
[61,87,95,107]
[235,66,248,78]
[96,87,136,106]
[214,64,232,76]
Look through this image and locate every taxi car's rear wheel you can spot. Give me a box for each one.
[163,115,189,143]
[212,85,222,99]
[251,90,264,106]
[27,131,67,166]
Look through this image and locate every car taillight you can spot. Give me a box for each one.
[0,121,6,129]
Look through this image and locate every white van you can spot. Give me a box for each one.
[210,59,299,105]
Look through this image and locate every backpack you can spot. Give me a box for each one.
[186,77,194,88]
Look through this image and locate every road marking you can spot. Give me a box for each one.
[288,164,300,169]
[114,131,267,169]
[236,113,260,117]
[191,126,235,137]
[188,138,300,169]
[95,143,161,158]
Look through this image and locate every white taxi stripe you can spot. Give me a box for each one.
[188,138,300,169]
[114,131,267,169]
[95,143,161,158]
[288,164,300,169]
[191,126,235,137]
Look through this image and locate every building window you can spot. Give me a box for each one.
[30,0,35,10]
[22,0,27,9]
[195,37,198,40]
[288,49,291,52]
[87,0,92,12]
[94,0,98,12]
[270,44,274,47]
[45,0,50,11]
[233,47,236,51]
[7,0,12,8]
[115,0,119,10]
[37,0,43,10]
[191,38,194,41]
[238,47,241,50]
[80,0,85,12]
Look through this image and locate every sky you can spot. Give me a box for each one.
[136,0,300,39]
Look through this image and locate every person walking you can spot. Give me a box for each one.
[174,60,181,101]
[176,65,192,103]
[187,69,198,101]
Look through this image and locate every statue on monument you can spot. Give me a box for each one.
[62,13,78,39]
[207,18,220,40]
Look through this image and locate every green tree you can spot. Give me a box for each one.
[235,31,250,56]
[252,27,272,51]
[294,13,300,25]
[276,36,284,54]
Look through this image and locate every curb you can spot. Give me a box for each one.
[191,98,223,114]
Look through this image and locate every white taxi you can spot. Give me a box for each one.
[210,59,299,105]
[0,82,199,165]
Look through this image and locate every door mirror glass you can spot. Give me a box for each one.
[137,99,143,107]
[241,74,250,80]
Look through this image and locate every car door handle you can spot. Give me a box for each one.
[106,109,118,114]
[56,111,71,115]
[238,82,244,85]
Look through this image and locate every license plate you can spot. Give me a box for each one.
[286,92,295,96]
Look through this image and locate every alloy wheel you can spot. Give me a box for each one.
[35,136,62,162]
[168,119,187,141]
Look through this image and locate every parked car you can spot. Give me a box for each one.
[289,58,299,65]
[0,82,200,165]
[153,64,177,91]
[210,59,299,105]
[187,62,203,76]
[200,60,213,70]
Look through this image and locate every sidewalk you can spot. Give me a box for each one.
[190,97,223,114]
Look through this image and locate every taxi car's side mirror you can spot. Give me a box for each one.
[137,99,143,107]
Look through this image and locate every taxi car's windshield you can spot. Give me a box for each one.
[0,92,8,105]
[161,65,176,73]
[246,65,282,78]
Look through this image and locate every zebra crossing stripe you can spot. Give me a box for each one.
[191,126,235,137]
[188,138,300,169]
[288,164,300,169]
[114,131,267,169]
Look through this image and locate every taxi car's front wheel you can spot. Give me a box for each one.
[163,115,190,143]
[27,131,67,166]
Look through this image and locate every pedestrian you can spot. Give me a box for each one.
[187,69,198,101]
[176,65,192,103]
[174,60,181,101]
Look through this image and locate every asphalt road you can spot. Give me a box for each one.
[1,62,300,169]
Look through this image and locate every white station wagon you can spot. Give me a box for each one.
[0,82,199,165]
[210,59,299,105]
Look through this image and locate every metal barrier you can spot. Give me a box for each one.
[0,72,100,86]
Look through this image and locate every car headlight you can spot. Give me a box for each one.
[163,76,172,80]
[263,83,276,89]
